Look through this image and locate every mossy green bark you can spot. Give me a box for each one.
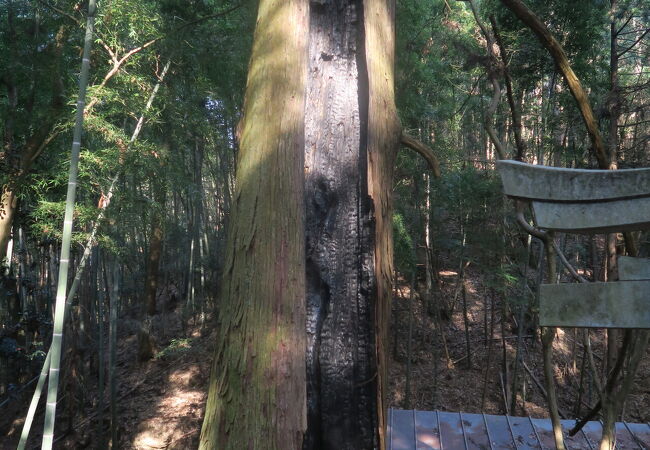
[198,1,309,448]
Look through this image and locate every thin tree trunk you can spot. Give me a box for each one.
[574,343,587,418]
[542,236,565,450]
[480,292,496,410]
[96,248,105,449]
[404,271,416,409]
[17,227,27,314]
[19,50,170,449]
[467,0,507,160]
[144,182,166,316]
[500,294,510,411]
[0,188,17,263]
[461,284,471,369]
[510,238,530,414]
[2,224,13,276]
[489,15,527,160]
[108,260,119,448]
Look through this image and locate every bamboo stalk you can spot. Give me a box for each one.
[41,2,97,447]
[96,248,105,448]
[480,292,496,410]
[510,238,531,415]
[18,58,171,448]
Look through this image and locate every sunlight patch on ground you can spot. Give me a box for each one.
[554,327,571,355]
[5,417,23,437]
[131,364,206,449]
[438,270,458,277]
[463,280,477,294]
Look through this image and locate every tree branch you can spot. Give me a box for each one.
[466,0,507,160]
[617,28,649,57]
[499,0,609,169]
[400,133,441,178]
[490,15,527,160]
[86,4,243,113]
[615,15,633,36]
[569,330,633,436]
[484,75,507,160]
[31,0,82,25]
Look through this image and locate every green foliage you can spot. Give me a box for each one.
[154,337,194,360]
[1,0,253,275]
[391,0,649,299]
[393,212,415,274]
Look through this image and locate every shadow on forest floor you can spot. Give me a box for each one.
[388,256,650,423]
[3,255,650,448]
[1,305,214,449]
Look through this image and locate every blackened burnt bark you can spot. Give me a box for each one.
[304,1,376,449]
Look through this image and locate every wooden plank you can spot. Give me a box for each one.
[415,410,441,450]
[496,160,650,201]
[531,197,650,233]
[390,409,416,450]
[509,416,543,449]
[619,256,650,281]
[484,414,516,449]
[459,412,491,449]
[539,281,650,328]
[437,411,466,449]
[624,422,650,448]
[561,420,593,449]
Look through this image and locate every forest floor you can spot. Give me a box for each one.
[1,309,214,449]
[2,260,650,449]
[387,260,650,425]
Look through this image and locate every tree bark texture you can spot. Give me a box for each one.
[364,0,401,441]
[305,0,379,447]
[198,0,309,448]
[199,1,399,449]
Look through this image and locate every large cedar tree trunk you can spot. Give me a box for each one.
[198,0,399,449]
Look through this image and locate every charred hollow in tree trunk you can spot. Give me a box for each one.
[304,0,376,448]
[199,0,399,448]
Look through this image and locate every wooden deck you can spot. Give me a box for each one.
[387,409,650,449]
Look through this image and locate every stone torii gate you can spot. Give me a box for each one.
[497,160,650,450]
[497,160,650,329]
